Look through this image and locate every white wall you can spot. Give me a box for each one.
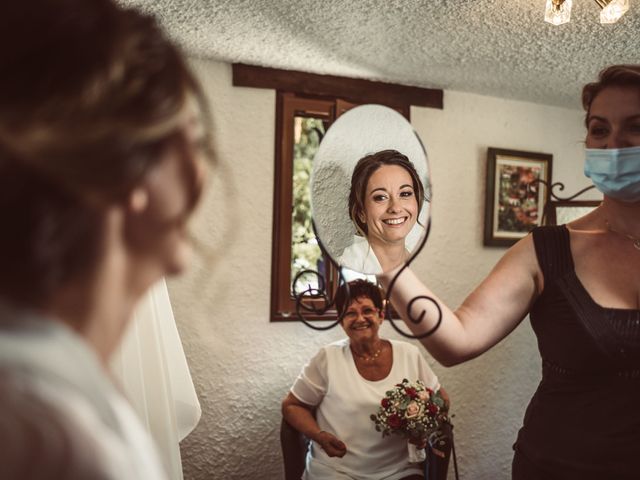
[168,58,590,480]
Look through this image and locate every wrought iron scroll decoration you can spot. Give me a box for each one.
[292,216,444,340]
[534,179,596,202]
[382,217,443,339]
[531,179,597,225]
[291,265,344,332]
[291,223,346,330]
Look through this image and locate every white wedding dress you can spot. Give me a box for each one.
[110,279,201,480]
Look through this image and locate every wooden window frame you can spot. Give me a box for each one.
[231,64,443,322]
[273,93,337,321]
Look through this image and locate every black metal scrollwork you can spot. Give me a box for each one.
[292,267,343,331]
[532,178,595,202]
[293,217,444,340]
[381,219,443,339]
[530,179,597,225]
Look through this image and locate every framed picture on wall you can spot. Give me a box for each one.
[546,200,600,226]
[483,148,552,247]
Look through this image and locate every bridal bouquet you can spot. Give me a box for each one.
[370,378,448,462]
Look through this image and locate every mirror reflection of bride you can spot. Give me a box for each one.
[311,104,431,277]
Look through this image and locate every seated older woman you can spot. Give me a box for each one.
[282,280,449,480]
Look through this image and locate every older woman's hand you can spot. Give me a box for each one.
[315,431,347,457]
[408,435,427,450]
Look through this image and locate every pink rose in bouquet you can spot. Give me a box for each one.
[405,401,422,419]
[417,389,431,402]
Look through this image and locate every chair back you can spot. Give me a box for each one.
[280,418,309,480]
[425,419,454,480]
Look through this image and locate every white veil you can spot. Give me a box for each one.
[110,279,201,480]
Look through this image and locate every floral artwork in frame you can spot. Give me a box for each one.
[483,148,552,247]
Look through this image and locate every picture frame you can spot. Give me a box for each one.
[545,200,600,226]
[483,148,552,247]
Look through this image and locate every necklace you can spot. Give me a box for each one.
[352,343,383,362]
[605,220,640,250]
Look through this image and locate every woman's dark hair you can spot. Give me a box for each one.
[0,0,208,308]
[582,65,640,126]
[348,149,425,236]
[335,279,383,317]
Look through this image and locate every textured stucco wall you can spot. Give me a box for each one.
[168,58,591,480]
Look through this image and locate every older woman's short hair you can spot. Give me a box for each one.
[335,279,384,317]
[348,149,424,236]
[582,64,640,126]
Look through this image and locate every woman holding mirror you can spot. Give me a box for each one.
[339,150,426,274]
[377,64,640,479]
[0,1,209,478]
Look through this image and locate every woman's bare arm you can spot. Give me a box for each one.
[379,235,542,366]
[281,392,347,457]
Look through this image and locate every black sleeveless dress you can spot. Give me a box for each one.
[512,225,640,480]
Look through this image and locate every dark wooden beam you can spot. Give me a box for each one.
[232,63,443,109]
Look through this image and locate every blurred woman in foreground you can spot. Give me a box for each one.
[0,0,209,478]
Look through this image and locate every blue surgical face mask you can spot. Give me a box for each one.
[584,146,640,203]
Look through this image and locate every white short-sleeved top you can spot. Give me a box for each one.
[291,338,440,480]
[338,236,383,276]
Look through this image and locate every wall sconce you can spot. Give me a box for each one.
[545,0,630,25]
[544,0,572,25]
[595,0,630,23]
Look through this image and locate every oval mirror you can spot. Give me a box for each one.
[311,104,431,275]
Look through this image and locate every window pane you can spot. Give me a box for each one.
[291,117,325,295]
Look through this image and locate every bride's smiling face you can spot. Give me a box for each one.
[361,164,418,246]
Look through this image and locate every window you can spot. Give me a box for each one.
[230,63,443,321]
[290,116,327,294]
